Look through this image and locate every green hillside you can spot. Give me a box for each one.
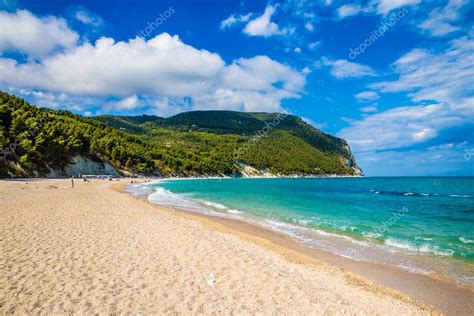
[0,92,361,178]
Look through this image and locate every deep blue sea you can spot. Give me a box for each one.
[129,177,474,286]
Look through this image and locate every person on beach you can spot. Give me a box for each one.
[71,178,74,188]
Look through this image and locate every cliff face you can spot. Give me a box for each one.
[47,156,120,178]
[342,142,363,176]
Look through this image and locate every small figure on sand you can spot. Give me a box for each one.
[71,177,74,188]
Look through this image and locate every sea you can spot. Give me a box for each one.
[127,177,474,286]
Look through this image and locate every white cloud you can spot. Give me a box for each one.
[337,0,420,18]
[339,103,464,151]
[0,27,305,114]
[373,0,421,15]
[7,87,100,111]
[243,5,281,37]
[355,91,379,102]
[113,95,141,110]
[294,47,301,53]
[308,41,321,50]
[147,97,190,117]
[419,0,469,36]
[74,7,104,27]
[340,36,473,153]
[305,22,314,31]
[337,5,362,19]
[356,142,472,176]
[0,34,224,97]
[370,36,474,109]
[320,57,377,79]
[0,10,78,58]
[220,13,252,29]
[221,55,305,93]
[359,106,378,113]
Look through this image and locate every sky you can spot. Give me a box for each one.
[0,0,473,176]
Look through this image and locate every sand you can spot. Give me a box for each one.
[1,179,438,314]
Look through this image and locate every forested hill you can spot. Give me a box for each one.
[0,92,362,178]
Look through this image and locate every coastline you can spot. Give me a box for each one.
[1,178,470,314]
[124,180,474,315]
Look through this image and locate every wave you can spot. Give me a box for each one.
[145,186,246,219]
[459,237,474,244]
[201,200,227,210]
[384,239,455,257]
[227,209,242,214]
[362,231,382,239]
[369,190,471,198]
[128,182,474,287]
[148,187,208,213]
[143,184,462,261]
[396,264,434,276]
[124,183,155,197]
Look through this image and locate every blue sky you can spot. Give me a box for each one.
[0,0,473,176]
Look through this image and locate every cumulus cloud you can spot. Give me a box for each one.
[111,95,141,110]
[243,5,282,37]
[0,10,78,58]
[320,57,377,79]
[0,22,305,114]
[0,34,224,97]
[221,55,305,93]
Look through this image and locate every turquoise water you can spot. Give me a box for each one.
[132,177,474,285]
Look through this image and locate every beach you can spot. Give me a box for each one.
[1,178,469,314]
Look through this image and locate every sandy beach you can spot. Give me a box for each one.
[1,178,467,314]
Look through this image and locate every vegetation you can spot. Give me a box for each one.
[0,92,360,178]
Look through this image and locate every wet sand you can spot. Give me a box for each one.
[122,180,474,315]
[166,203,474,315]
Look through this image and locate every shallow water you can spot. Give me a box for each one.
[129,177,474,286]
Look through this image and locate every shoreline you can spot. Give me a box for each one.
[122,181,474,315]
[2,178,471,314]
